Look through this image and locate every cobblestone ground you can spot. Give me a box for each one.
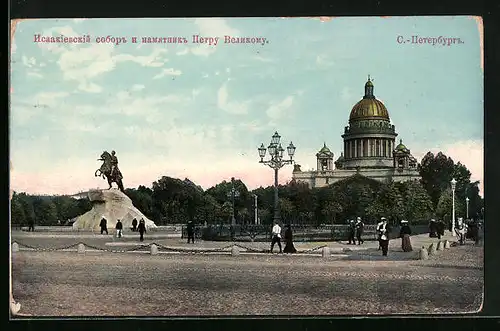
[11,242,483,316]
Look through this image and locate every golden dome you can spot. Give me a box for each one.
[349,76,389,121]
[349,98,389,121]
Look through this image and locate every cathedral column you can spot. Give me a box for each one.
[367,139,371,157]
[360,139,364,157]
[354,140,358,158]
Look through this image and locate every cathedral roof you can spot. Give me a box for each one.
[349,77,390,122]
[394,139,410,153]
[317,143,333,156]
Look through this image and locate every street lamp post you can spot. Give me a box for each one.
[466,197,470,219]
[253,194,258,225]
[227,177,240,225]
[451,178,457,236]
[258,132,296,224]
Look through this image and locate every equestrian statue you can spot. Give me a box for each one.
[95,150,125,192]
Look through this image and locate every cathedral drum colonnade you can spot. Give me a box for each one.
[292,77,419,187]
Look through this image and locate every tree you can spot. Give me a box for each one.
[10,193,26,225]
[436,188,465,221]
[34,198,58,225]
[419,152,455,208]
[279,197,295,222]
[401,180,434,222]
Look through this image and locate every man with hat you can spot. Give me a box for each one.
[377,217,391,256]
[355,217,364,245]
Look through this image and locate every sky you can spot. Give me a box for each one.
[9,16,484,196]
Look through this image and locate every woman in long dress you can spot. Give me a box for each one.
[399,220,412,252]
[283,224,297,254]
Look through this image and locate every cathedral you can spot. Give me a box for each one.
[292,77,420,188]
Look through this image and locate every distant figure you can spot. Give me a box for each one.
[132,218,138,232]
[100,217,108,234]
[283,224,297,254]
[429,219,437,238]
[348,220,356,245]
[355,217,364,245]
[376,219,384,250]
[377,217,391,256]
[399,220,413,252]
[28,218,35,232]
[115,219,123,238]
[455,218,466,245]
[436,220,445,239]
[187,220,195,244]
[137,219,146,242]
[270,221,282,253]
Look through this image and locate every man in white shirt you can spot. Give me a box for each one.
[377,217,391,256]
[270,221,282,253]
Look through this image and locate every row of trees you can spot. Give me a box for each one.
[10,151,483,226]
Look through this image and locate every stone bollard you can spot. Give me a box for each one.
[322,246,330,258]
[427,243,436,256]
[11,242,19,253]
[150,244,158,255]
[437,241,444,251]
[419,246,429,260]
[231,245,240,256]
[77,243,85,254]
[444,240,450,249]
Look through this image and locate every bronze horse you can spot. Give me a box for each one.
[95,151,125,192]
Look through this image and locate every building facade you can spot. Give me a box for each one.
[293,77,420,188]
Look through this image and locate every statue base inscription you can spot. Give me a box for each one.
[72,189,157,232]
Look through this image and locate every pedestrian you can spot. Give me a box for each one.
[429,219,437,238]
[115,219,123,238]
[348,219,356,245]
[137,219,146,242]
[132,218,138,232]
[437,219,445,239]
[283,224,297,254]
[100,216,108,235]
[187,220,195,244]
[270,221,282,254]
[28,218,35,232]
[376,219,384,250]
[399,220,413,252]
[355,217,364,245]
[377,217,391,256]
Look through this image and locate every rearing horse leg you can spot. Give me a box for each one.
[107,177,113,190]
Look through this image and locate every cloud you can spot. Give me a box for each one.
[217,82,249,114]
[27,72,43,79]
[153,68,182,79]
[316,54,334,67]
[22,56,37,67]
[176,48,189,56]
[131,84,145,91]
[78,82,102,93]
[253,55,274,63]
[266,96,294,120]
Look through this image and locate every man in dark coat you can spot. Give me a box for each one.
[28,218,35,232]
[100,217,108,234]
[137,219,146,242]
[115,219,123,238]
[377,217,391,256]
[436,220,445,239]
[355,217,364,245]
[187,220,195,244]
[347,220,356,245]
[132,218,138,232]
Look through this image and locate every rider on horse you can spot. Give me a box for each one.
[110,150,119,178]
